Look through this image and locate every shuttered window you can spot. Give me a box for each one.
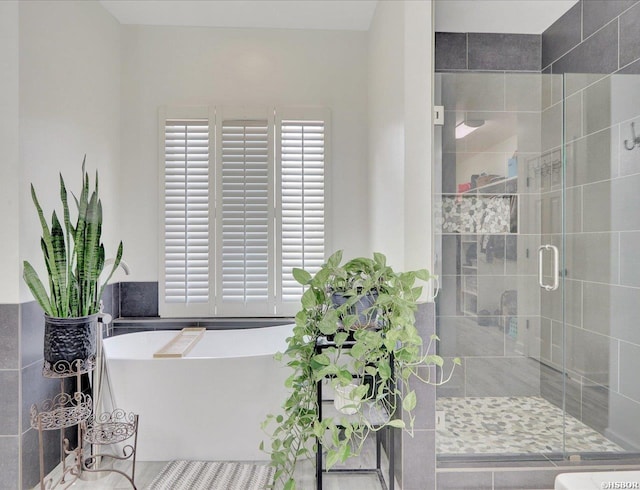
[279,120,325,302]
[160,107,328,317]
[218,119,273,312]
[163,120,210,305]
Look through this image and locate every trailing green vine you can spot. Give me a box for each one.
[262,251,459,489]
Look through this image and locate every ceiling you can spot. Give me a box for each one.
[100,0,579,34]
[99,0,378,31]
[434,0,579,35]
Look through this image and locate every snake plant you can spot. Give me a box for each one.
[23,157,123,318]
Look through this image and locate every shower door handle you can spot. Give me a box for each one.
[538,244,559,291]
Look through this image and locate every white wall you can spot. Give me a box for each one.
[368,1,405,268]
[0,1,20,303]
[368,0,434,286]
[19,0,122,302]
[119,25,369,280]
[403,0,434,281]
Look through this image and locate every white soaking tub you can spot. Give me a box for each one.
[555,471,640,490]
[102,324,294,461]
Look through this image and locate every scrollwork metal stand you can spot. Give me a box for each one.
[81,409,139,488]
[31,359,94,490]
[32,311,139,489]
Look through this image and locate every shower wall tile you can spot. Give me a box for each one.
[402,430,435,490]
[618,58,640,74]
[541,103,562,152]
[436,356,465,398]
[439,235,458,276]
[0,436,19,490]
[583,282,640,341]
[476,275,517,315]
[440,72,505,112]
[583,76,612,136]
[565,127,618,188]
[441,152,457,194]
[582,384,611,435]
[0,371,18,435]
[564,91,583,142]
[435,32,467,71]
[436,276,458,316]
[583,0,638,39]
[541,278,582,327]
[506,73,543,111]
[515,276,540,317]
[540,317,551,362]
[20,300,43,368]
[120,281,158,317]
[0,304,19,369]
[620,116,640,176]
[437,470,493,490]
[584,174,640,232]
[541,188,582,235]
[619,341,640,403]
[551,21,618,75]
[564,72,608,98]
[565,325,611,385]
[541,363,583,422]
[542,1,582,68]
[619,2,640,67]
[468,33,540,71]
[21,361,59,433]
[611,74,640,125]
[565,232,619,284]
[437,316,504,357]
[609,390,640,449]
[516,112,542,153]
[620,231,640,287]
[494,468,570,489]
[22,427,59,490]
[465,357,540,397]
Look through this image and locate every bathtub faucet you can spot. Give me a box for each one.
[105,258,131,275]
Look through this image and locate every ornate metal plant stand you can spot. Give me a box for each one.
[31,347,140,488]
[81,409,139,489]
[30,358,95,489]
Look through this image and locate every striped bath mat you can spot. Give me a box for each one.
[146,461,275,490]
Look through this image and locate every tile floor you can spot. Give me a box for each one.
[436,396,623,455]
[34,438,391,489]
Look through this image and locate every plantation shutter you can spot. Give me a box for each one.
[216,116,274,314]
[162,119,211,313]
[278,118,326,304]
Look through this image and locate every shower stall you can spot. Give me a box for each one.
[434,71,640,461]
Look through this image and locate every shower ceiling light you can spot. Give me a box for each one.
[455,119,485,139]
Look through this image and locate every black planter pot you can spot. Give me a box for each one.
[44,314,98,365]
[330,289,379,328]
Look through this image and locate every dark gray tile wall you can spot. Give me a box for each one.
[119,281,158,317]
[542,1,582,69]
[0,436,19,490]
[397,302,436,489]
[543,0,640,73]
[468,34,540,72]
[436,33,541,73]
[0,304,20,489]
[583,0,638,38]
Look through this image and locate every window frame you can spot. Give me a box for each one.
[158,105,331,318]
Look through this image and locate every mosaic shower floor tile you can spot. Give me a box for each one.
[436,396,623,455]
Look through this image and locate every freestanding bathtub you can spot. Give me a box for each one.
[102,324,294,461]
[555,471,640,489]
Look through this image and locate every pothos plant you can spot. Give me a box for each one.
[262,251,459,489]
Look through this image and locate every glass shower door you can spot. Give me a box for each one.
[433,71,569,459]
[559,72,640,456]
